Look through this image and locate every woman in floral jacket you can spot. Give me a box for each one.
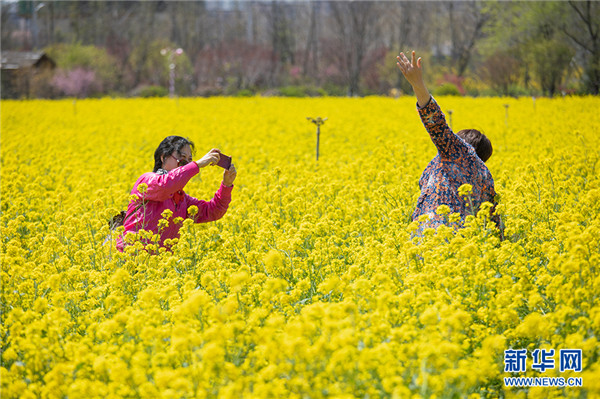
[397,51,503,238]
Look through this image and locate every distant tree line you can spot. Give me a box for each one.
[2,0,598,98]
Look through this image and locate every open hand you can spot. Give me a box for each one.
[396,51,424,87]
[396,51,431,108]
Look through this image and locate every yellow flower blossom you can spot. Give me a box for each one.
[436,204,451,215]
[137,183,148,194]
[161,209,173,220]
[187,205,198,217]
[458,183,473,197]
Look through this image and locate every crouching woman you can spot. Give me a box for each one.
[116,136,236,252]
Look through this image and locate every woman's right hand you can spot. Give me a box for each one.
[396,51,431,108]
[196,148,221,168]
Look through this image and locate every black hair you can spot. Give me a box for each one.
[456,129,493,163]
[153,136,195,172]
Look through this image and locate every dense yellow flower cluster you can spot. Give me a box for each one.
[2,96,599,398]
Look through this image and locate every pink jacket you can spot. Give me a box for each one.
[116,161,232,251]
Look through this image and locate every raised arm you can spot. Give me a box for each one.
[136,162,199,202]
[396,51,431,108]
[397,51,470,160]
[187,183,233,223]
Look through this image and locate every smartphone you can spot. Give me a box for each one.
[217,153,232,170]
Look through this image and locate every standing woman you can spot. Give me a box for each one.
[116,136,236,252]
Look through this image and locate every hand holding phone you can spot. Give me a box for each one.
[216,153,232,170]
[197,149,224,169]
[223,162,236,187]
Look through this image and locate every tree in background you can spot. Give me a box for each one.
[479,49,521,96]
[526,2,576,96]
[483,2,576,95]
[45,43,118,97]
[531,39,575,96]
[266,1,295,86]
[563,0,600,94]
[302,2,321,81]
[127,2,160,90]
[447,1,491,78]
[329,1,379,96]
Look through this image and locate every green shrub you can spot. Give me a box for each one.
[138,85,168,98]
[235,89,255,97]
[279,86,308,97]
[322,83,347,97]
[277,85,325,97]
[433,83,461,96]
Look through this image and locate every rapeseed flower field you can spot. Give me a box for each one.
[1,96,599,398]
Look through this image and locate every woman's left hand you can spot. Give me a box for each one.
[223,164,237,187]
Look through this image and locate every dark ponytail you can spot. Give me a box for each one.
[153,136,195,172]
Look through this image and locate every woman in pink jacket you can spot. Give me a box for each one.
[116,136,236,252]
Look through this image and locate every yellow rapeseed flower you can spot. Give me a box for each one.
[458,183,473,197]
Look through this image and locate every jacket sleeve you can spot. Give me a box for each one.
[134,162,199,202]
[417,97,471,161]
[186,183,233,223]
